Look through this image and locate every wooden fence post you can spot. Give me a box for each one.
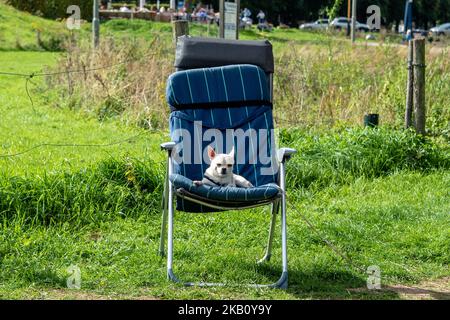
[413,39,426,135]
[405,40,414,128]
[172,20,189,44]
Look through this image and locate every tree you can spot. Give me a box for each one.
[7,0,450,28]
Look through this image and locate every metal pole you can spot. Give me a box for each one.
[351,0,357,43]
[93,0,100,48]
[346,0,351,37]
[166,152,174,277]
[219,0,224,38]
[236,0,240,40]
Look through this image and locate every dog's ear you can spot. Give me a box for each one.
[229,146,235,158]
[207,146,216,160]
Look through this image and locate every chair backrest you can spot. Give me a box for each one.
[174,36,274,73]
[167,64,279,212]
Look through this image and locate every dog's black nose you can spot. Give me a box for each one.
[221,168,227,174]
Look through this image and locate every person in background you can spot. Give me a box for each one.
[215,12,220,26]
[198,8,207,22]
[242,7,252,19]
[257,10,265,24]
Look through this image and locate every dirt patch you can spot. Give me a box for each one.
[34,289,160,300]
[349,277,450,300]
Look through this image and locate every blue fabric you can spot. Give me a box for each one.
[170,174,280,203]
[166,64,279,212]
[167,64,271,108]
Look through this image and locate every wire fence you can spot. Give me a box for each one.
[0,132,148,159]
[0,45,163,159]
[0,48,304,160]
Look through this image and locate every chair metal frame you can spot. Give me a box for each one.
[159,42,297,289]
[159,140,296,289]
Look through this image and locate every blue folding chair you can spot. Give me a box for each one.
[159,37,296,288]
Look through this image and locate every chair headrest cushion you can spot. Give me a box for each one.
[166,64,271,110]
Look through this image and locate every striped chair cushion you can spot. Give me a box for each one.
[166,64,279,213]
[166,64,271,111]
[170,174,280,203]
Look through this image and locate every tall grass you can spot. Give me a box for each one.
[274,40,450,137]
[1,128,448,227]
[0,157,164,226]
[45,23,450,137]
[46,35,173,129]
[281,127,450,189]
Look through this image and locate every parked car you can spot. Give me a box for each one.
[430,23,450,36]
[299,19,329,30]
[412,29,429,37]
[330,17,371,32]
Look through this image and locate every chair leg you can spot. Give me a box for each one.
[164,161,288,288]
[166,160,181,282]
[276,162,289,289]
[158,162,170,257]
[272,194,288,289]
[258,199,279,264]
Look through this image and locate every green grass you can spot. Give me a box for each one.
[0,51,165,176]
[0,3,449,299]
[0,171,448,299]
[0,1,67,51]
[281,127,450,189]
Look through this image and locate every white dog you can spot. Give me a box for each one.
[193,146,253,188]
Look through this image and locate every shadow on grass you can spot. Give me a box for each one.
[252,263,401,300]
[25,269,66,288]
[253,263,450,299]
[381,285,450,300]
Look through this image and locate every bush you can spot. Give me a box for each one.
[0,157,164,226]
[281,127,450,189]
[2,127,448,226]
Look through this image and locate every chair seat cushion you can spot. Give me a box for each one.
[170,174,280,203]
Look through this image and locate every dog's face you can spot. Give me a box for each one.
[207,146,234,178]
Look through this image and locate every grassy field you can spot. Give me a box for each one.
[0,2,68,51]
[0,3,449,300]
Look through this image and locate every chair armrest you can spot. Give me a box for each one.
[160,142,176,152]
[277,148,297,163]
